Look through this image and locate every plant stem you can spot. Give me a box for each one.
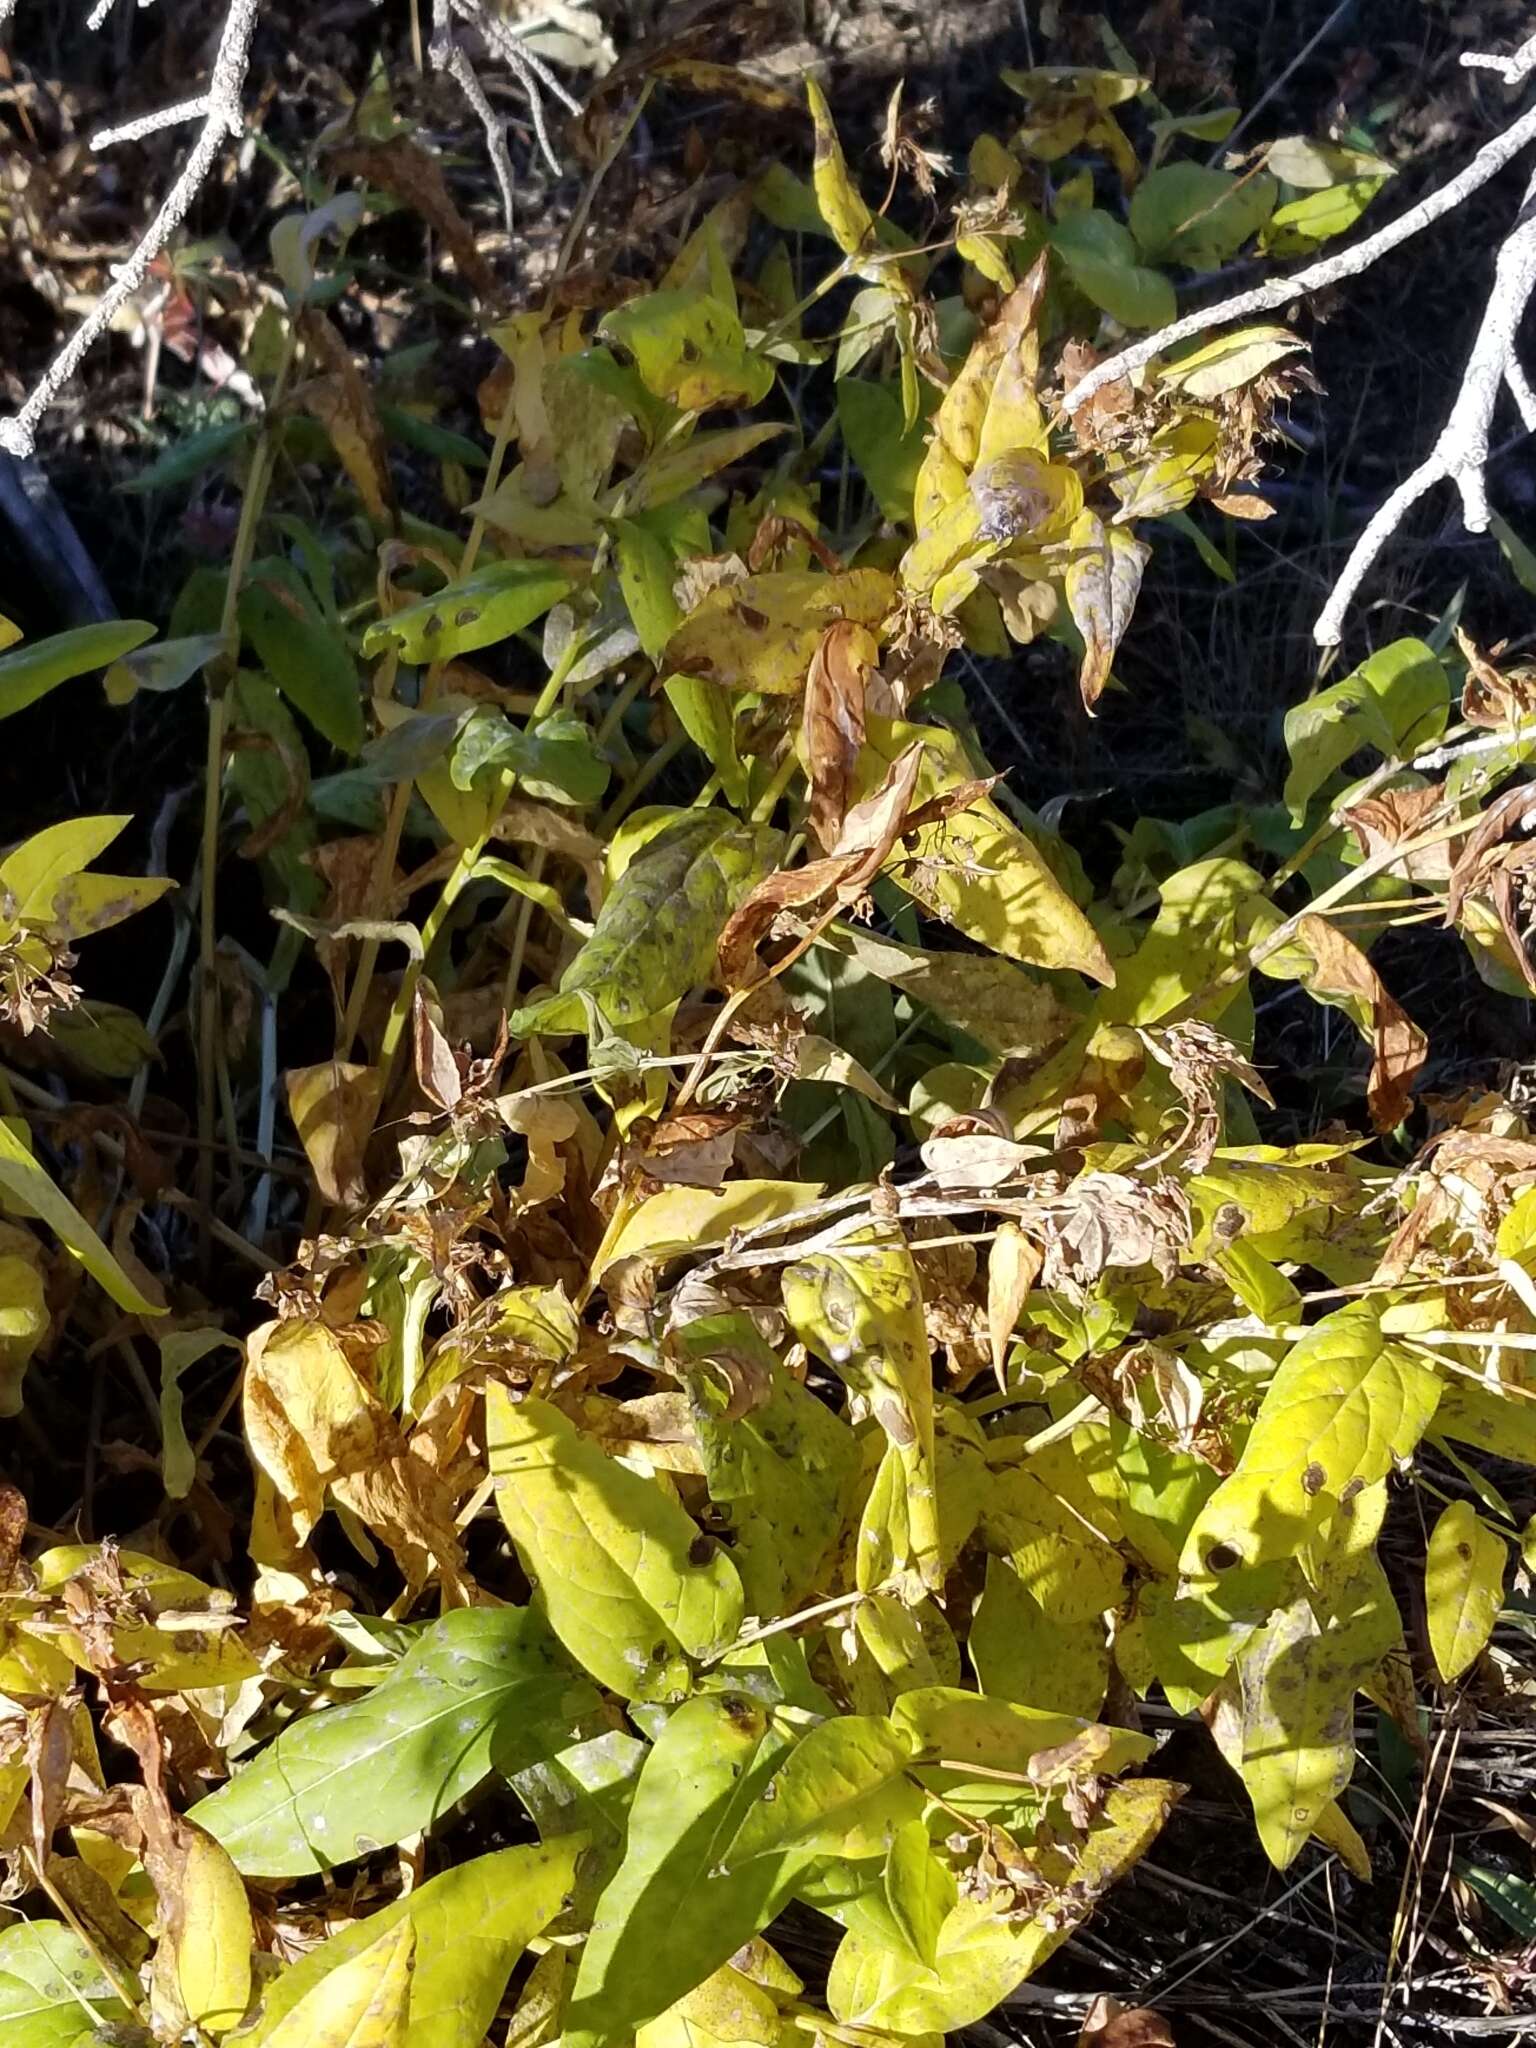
[195,335,296,1248]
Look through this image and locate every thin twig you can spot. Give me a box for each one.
[0,0,261,459]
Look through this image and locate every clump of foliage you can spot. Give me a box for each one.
[1,39,1535,2048]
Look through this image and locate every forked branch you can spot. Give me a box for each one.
[1060,33,1536,646]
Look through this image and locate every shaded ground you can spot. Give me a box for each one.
[3,1,1536,2042]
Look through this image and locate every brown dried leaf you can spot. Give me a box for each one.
[1342,782,1451,882]
[327,136,496,295]
[987,1220,1043,1391]
[802,620,875,851]
[1457,626,1536,730]
[1295,913,1427,1131]
[412,984,463,1113]
[1065,508,1150,712]
[1078,1997,1177,2048]
[285,1060,383,1207]
[1446,782,1536,925]
[299,312,397,529]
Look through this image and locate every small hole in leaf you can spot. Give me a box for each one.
[1206,1542,1241,1571]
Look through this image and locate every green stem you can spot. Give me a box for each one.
[750,745,802,826]
[195,336,297,1244]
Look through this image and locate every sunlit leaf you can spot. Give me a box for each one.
[488,1388,744,1698]
[1426,1499,1505,1682]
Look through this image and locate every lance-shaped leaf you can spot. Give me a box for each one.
[171,1830,254,2035]
[826,1781,1178,2032]
[509,811,778,1036]
[855,719,1114,984]
[805,76,876,261]
[1426,1500,1506,1682]
[673,1311,860,1616]
[244,1839,585,2048]
[261,1918,413,2048]
[1064,507,1150,712]
[783,1226,941,1595]
[564,1694,800,2048]
[1182,1306,1442,1573]
[193,1606,593,1876]
[0,619,156,720]
[724,1714,921,1865]
[241,575,364,754]
[0,1119,163,1317]
[363,559,574,664]
[488,1387,744,1699]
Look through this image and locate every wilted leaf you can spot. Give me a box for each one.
[1267,915,1426,1130]
[803,621,876,850]
[1065,508,1150,711]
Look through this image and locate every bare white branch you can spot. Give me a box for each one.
[92,94,212,150]
[1506,351,1536,428]
[1461,32,1536,85]
[442,40,517,236]
[1314,170,1536,644]
[1062,95,1536,416]
[0,0,259,460]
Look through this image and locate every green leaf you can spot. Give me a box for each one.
[1456,1860,1536,1942]
[103,630,224,704]
[726,1714,920,1864]
[837,380,928,524]
[363,559,575,664]
[449,708,610,806]
[826,1781,1177,2032]
[240,580,364,753]
[0,620,156,721]
[602,288,775,412]
[1426,1499,1506,1682]
[119,420,255,493]
[969,1555,1108,1719]
[0,1922,129,2048]
[1182,1306,1443,1572]
[509,811,778,1036]
[0,1118,164,1316]
[1260,178,1388,259]
[662,675,748,808]
[243,1838,584,2048]
[192,1606,595,1875]
[622,423,788,512]
[488,1388,744,1700]
[1283,637,1449,822]
[1157,325,1304,400]
[674,1311,860,1616]
[1130,163,1278,269]
[1050,211,1175,327]
[784,1227,941,1596]
[882,1819,957,1969]
[564,1694,799,2048]
[615,518,683,663]
[0,1926,131,2048]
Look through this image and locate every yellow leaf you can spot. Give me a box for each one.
[1182,1307,1442,1573]
[784,1226,941,1594]
[595,1179,823,1278]
[663,569,895,696]
[262,1918,414,2048]
[1426,1499,1506,1682]
[635,1961,782,2048]
[1311,1799,1373,1880]
[857,719,1115,984]
[0,616,19,654]
[1221,1595,1360,1870]
[805,77,876,261]
[285,1061,383,1208]
[175,1830,253,2035]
